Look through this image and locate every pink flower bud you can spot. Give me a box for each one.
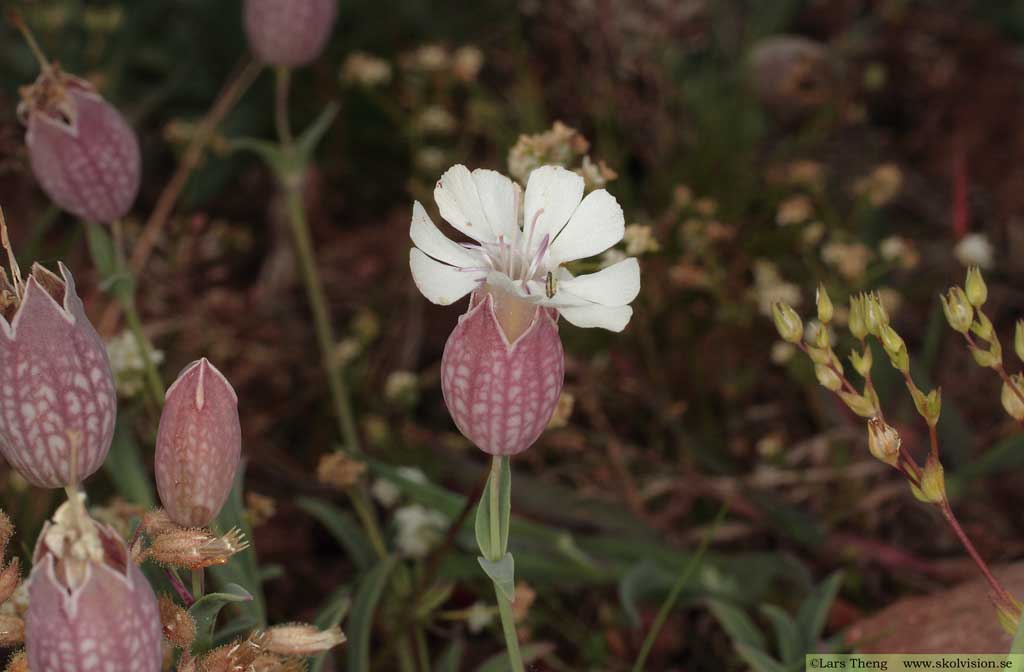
[441,290,564,456]
[0,263,116,488]
[26,501,162,672]
[155,359,242,527]
[19,67,141,223]
[243,0,339,68]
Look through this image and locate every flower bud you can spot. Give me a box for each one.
[909,456,946,505]
[1002,375,1024,422]
[839,391,877,418]
[940,287,974,334]
[867,418,900,467]
[814,364,842,391]
[19,65,140,223]
[816,283,833,324]
[965,266,988,307]
[848,294,868,341]
[772,302,803,344]
[155,359,241,527]
[1015,320,1024,363]
[243,0,339,67]
[263,623,346,655]
[0,263,116,487]
[863,293,889,337]
[146,527,249,569]
[850,347,873,378]
[26,499,162,671]
[158,593,196,650]
[441,291,564,456]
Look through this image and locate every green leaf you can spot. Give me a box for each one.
[434,639,465,672]
[796,572,843,645]
[707,599,766,650]
[83,222,133,301]
[231,137,295,181]
[735,643,790,672]
[297,102,340,164]
[474,643,554,672]
[760,604,802,664]
[619,560,668,628]
[209,462,266,626]
[477,553,515,603]
[103,413,155,508]
[298,497,375,570]
[415,582,454,620]
[474,457,511,560]
[346,555,399,672]
[188,583,252,654]
[310,584,352,672]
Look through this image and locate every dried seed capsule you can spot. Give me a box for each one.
[147,527,250,570]
[0,263,116,488]
[155,359,242,527]
[25,499,162,672]
[243,0,339,67]
[441,291,564,456]
[262,623,346,655]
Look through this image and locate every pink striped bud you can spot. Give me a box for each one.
[26,499,162,672]
[155,359,242,527]
[441,289,564,456]
[243,0,339,68]
[19,66,141,223]
[0,263,116,488]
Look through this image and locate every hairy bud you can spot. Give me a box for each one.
[147,527,249,569]
[263,623,346,655]
[243,0,339,67]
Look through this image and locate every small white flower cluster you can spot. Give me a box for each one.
[394,504,447,559]
[106,331,165,399]
[955,233,995,270]
[751,260,801,317]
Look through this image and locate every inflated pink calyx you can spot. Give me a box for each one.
[20,65,141,223]
[155,358,242,528]
[244,0,339,67]
[441,289,564,456]
[26,500,162,672]
[0,263,116,488]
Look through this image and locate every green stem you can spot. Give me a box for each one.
[488,457,523,672]
[191,568,204,601]
[632,505,728,672]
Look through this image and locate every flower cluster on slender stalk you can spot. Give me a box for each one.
[773,277,1022,631]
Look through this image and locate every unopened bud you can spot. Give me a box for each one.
[1016,320,1024,363]
[0,617,23,647]
[864,293,889,336]
[159,593,196,650]
[850,347,873,378]
[971,311,995,342]
[772,302,803,344]
[867,419,901,467]
[941,287,974,334]
[4,651,26,672]
[969,342,1002,368]
[199,636,263,672]
[839,391,878,418]
[263,623,347,655]
[147,527,250,569]
[814,364,842,391]
[910,456,946,505]
[848,294,868,340]
[965,266,988,307]
[0,559,21,605]
[141,508,177,535]
[1002,375,1024,422]
[816,283,834,324]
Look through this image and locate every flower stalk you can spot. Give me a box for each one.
[484,457,524,672]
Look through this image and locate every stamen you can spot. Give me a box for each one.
[523,208,545,275]
[523,233,551,291]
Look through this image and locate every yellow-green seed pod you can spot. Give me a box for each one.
[850,347,873,378]
[965,266,988,307]
[848,294,868,341]
[864,293,889,337]
[839,391,878,418]
[867,418,900,467]
[815,364,843,391]
[816,283,834,324]
[1015,320,1024,363]
[1001,375,1024,422]
[940,287,973,334]
[910,456,946,505]
[772,302,803,344]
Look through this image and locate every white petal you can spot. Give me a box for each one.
[548,189,625,264]
[410,201,482,268]
[558,258,640,306]
[434,165,496,242]
[409,248,483,305]
[559,304,634,331]
[472,169,519,241]
[523,166,584,250]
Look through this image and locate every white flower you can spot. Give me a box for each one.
[409,164,641,332]
[106,331,165,398]
[465,602,494,633]
[370,467,427,507]
[955,233,995,269]
[394,504,447,558]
